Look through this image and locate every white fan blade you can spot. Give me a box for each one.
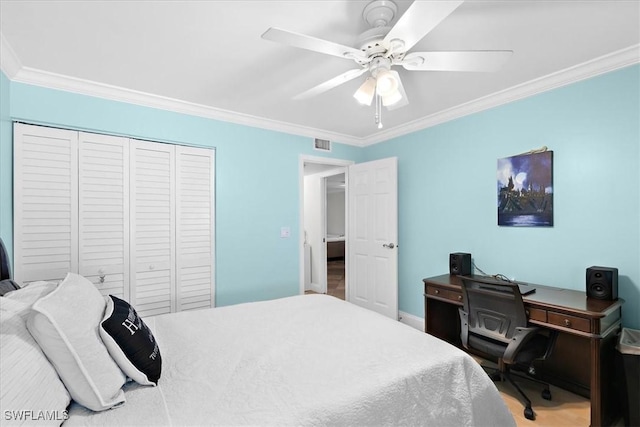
[385,71,409,111]
[401,51,513,72]
[262,27,367,61]
[294,68,368,100]
[383,1,464,53]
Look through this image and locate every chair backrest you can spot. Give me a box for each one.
[460,276,527,345]
[0,237,12,281]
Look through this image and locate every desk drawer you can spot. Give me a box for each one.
[526,307,547,323]
[426,286,463,304]
[548,311,591,333]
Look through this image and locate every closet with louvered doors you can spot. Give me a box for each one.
[13,123,215,316]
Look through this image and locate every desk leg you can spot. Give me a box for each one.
[591,336,603,427]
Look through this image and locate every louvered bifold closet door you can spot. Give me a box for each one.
[130,140,176,317]
[176,146,215,311]
[13,123,78,284]
[78,132,129,299]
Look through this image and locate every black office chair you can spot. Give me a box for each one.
[459,276,557,421]
[0,237,20,295]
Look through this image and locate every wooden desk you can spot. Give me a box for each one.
[423,274,624,427]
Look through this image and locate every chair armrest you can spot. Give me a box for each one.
[503,326,540,364]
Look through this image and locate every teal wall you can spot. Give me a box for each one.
[1,65,638,328]
[0,75,364,306]
[366,65,640,329]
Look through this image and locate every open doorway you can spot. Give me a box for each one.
[325,173,345,300]
[299,156,353,300]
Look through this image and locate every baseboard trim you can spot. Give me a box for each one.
[399,310,424,332]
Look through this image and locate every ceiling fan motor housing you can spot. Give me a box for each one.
[357,27,390,52]
[357,1,404,62]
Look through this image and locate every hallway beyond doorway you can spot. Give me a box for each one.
[326,259,345,300]
[305,259,345,300]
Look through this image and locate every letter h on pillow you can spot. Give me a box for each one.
[100,295,162,386]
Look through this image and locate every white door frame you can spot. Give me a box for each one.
[299,155,354,297]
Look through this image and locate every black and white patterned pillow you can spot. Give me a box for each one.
[99,295,162,386]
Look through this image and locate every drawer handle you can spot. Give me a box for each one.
[564,319,571,327]
[525,310,530,316]
[457,295,462,301]
[434,289,440,295]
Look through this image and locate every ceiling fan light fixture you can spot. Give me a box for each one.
[375,68,398,97]
[382,90,402,107]
[353,77,376,105]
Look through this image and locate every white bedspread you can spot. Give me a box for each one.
[66,295,515,426]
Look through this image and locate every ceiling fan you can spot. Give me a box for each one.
[262,0,512,128]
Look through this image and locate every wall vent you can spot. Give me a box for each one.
[314,138,331,152]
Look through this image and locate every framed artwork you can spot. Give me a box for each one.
[497,150,553,226]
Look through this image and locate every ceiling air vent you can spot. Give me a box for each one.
[314,138,331,152]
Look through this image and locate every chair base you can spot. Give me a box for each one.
[482,360,552,421]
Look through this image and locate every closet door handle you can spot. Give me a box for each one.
[383,243,395,249]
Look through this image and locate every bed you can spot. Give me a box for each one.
[1,274,516,426]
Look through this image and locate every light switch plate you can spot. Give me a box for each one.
[280,227,290,238]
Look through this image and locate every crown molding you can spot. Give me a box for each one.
[1,29,637,148]
[8,66,365,147]
[362,44,640,146]
[0,33,23,79]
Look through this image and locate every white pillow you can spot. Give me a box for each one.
[1,281,71,426]
[27,273,126,411]
[1,280,58,309]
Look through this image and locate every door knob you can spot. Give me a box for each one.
[383,243,395,249]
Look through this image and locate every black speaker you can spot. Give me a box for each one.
[586,266,618,300]
[449,253,472,276]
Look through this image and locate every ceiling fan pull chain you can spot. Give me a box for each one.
[376,93,383,129]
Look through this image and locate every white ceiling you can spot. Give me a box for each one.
[1,1,638,146]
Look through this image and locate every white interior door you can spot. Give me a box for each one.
[13,123,79,284]
[78,132,129,299]
[347,157,398,319]
[130,140,176,317]
[175,145,215,311]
